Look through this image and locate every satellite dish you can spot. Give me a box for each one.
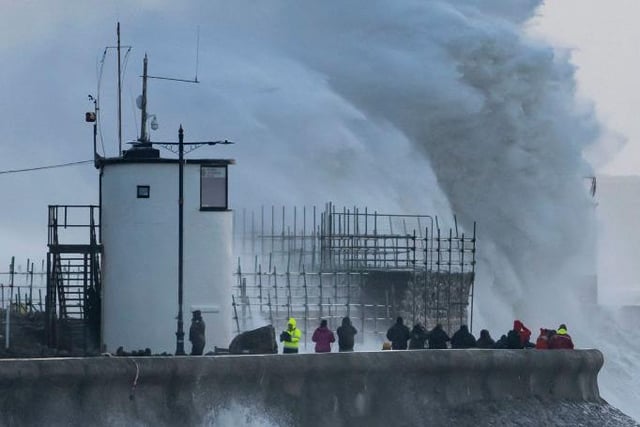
[136,95,143,110]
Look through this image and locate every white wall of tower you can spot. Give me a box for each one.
[101,162,232,354]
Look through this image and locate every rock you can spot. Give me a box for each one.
[229,325,278,354]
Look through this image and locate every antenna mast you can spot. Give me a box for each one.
[117,22,123,154]
[195,26,200,83]
[139,54,149,143]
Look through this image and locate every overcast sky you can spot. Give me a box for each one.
[1,0,639,266]
[532,0,640,173]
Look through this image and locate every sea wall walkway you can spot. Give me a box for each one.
[0,349,636,426]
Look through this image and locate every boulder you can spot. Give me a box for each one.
[229,325,278,354]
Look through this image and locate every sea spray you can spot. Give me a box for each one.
[169,1,632,419]
[202,401,289,427]
[178,0,632,418]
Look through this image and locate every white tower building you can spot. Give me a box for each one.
[99,142,234,354]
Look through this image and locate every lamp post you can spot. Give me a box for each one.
[175,125,186,355]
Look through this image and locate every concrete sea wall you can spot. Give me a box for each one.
[0,349,636,426]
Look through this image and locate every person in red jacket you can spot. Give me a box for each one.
[549,324,574,349]
[513,319,533,347]
[535,328,553,349]
[312,319,336,353]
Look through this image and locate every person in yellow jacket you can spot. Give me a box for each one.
[280,317,302,354]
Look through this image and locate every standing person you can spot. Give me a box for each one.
[312,319,335,353]
[535,328,554,349]
[451,325,477,349]
[493,334,509,349]
[476,329,496,348]
[189,310,206,356]
[337,316,358,352]
[386,317,411,350]
[427,323,450,349]
[549,324,574,349]
[409,322,429,349]
[511,319,533,348]
[280,317,302,354]
[507,320,532,349]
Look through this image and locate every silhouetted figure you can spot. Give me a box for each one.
[451,325,477,349]
[189,310,206,355]
[476,329,495,348]
[386,317,411,350]
[337,316,358,352]
[312,319,335,353]
[427,323,450,349]
[494,334,509,349]
[549,324,574,349]
[409,323,429,349]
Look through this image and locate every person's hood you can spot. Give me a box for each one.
[460,325,469,333]
[342,317,351,327]
[514,320,523,330]
[288,318,297,328]
[557,327,568,335]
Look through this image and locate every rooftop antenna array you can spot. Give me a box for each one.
[88,24,202,156]
[87,23,132,157]
[135,27,201,145]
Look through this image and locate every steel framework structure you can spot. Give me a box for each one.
[233,203,476,347]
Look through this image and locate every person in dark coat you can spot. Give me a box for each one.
[312,319,335,353]
[549,324,574,349]
[451,325,477,349]
[506,328,523,349]
[493,334,509,349]
[189,310,206,355]
[427,323,450,349]
[386,317,411,350]
[408,322,429,349]
[337,316,358,352]
[476,329,495,348]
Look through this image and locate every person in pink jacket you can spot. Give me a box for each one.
[312,319,335,353]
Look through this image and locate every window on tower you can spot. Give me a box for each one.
[200,165,227,210]
[137,185,150,199]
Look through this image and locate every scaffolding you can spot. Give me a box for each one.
[233,203,476,347]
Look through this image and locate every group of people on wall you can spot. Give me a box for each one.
[385,318,574,351]
[279,316,358,353]
[279,316,574,353]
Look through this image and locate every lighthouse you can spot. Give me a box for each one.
[97,54,234,355]
[99,146,233,354]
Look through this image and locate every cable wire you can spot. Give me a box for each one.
[96,48,108,156]
[0,160,93,175]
